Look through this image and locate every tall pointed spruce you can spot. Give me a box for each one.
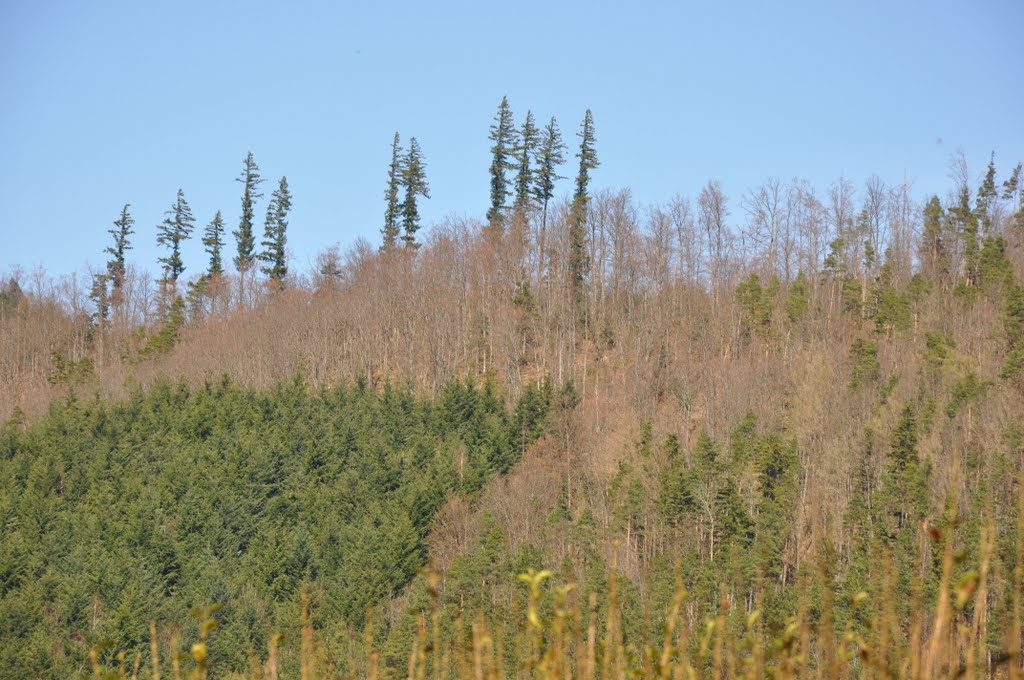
[157,189,196,292]
[569,109,598,324]
[878,405,930,607]
[487,96,518,227]
[234,152,264,275]
[976,152,998,237]
[105,203,134,299]
[260,176,292,285]
[88,272,110,325]
[382,132,404,249]
[401,137,429,248]
[513,111,540,214]
[532,117,567,233]
[202,211,226,277]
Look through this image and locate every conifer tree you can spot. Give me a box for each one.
[202,211,225,277]
[157,188,195,290]
[949,180,980,287]
[783,271,809,324]
[382,132,404,249]
[885,407,927,510]
[569,109,598,323]
[105,203,134,298]
[401,137,429,248]
[513,111,540,213]
[487,96,518,227]
[260,176,292,285]
[532,117,567,233]
[88,272,110,325]
[975,152,998,237]
[573,109,599,206]
[920,196,949,286]
[751,435,800,603]
[877,406,930,605]
[1002,285,1024,379]
[233,151,264,275]
[1002,162,1022,202]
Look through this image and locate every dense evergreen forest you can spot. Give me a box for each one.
[1,99,1024,677]
[0,376,552,676]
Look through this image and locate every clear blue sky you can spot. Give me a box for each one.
[2,0,1022,278]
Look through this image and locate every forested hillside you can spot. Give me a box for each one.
[1,100,1024,677]
[0,376,551,676]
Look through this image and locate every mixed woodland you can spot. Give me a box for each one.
[1,100,1024,678]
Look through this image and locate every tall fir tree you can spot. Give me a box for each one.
[877,405,930,607]
[233,151,264,275]
[572,109,599,212]
[260,176,292,285]
[383,132,404,249]
[513,111,540,214]
[105,203,134,300]
[487,96,518,227]
[202,211,226,277]
[88,272,110,325]
[532,116,567,234]
[1002,162,1022,202]
[569,110,598,324]
[156,188,195,289]
[948,178,980,287]
[401,137,429,248]
[920,196,948,286]
[975,152,998,237]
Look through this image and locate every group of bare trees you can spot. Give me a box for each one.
[4,153,1022,413]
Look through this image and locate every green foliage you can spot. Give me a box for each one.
[907,271,932,300]
[532,117,567,229]
[513,110,540,213]
[879,374,899,404]
[234,152,264,274]
[138,296,187,357]
[946,372,987,418]
[201,210,226,277]
[923,331,955,370]
[919,195,949,285]
[870,255,912,336]
[877,406,930,605]
[156,189,196,285]
[0,376,550,677]
[783,271,809,324]
[736,272,778,341]
[0,277,23,314]
[573,110,598,204]
[823,238,847,278]
[729,410,758,464]
[849,337,880,390]
[950,182,980,287]
[89,271,110,324]
[568,110,598,324]
[259,176,292,284]
[1003,346,1024,381]
[841,278,862,315]
[487,96,518,226]
[978,235,1015,293]
[975,152,998,234]
[382,132,403,249]
[1003,285,1024,380]
[751,435,800,606]
[401,137,429,247]
[873,284,912,336]
[47,351,95,386]
[105,203,134,294]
